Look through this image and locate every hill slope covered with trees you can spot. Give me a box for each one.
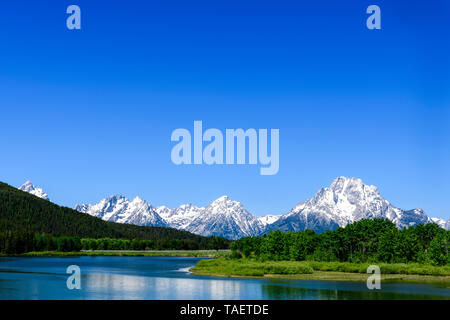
[0,182,229,253]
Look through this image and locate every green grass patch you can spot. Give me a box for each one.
[306,261,450,276]
[191,258,450,278]
[191,258,314,277]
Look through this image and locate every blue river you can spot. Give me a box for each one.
[0,256,448,300]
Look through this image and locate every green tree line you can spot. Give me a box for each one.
[231,219,449,266]
[0,232,229,254]
[0,232,81,253]
[79,237,228,251]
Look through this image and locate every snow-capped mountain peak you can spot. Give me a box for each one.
[210,195,240,209]
[74,193,263,240]
[73,176,449,239]
[184,196,263,239]
[307,176,388,223]
[265,176,439,233]
[211,195,231,204]
[18,181,49,200]
[75,195,167,227]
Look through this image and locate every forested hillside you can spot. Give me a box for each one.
[0,182,229,253]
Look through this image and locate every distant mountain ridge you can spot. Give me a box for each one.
[75,195,266,240]
[20,178,450,240]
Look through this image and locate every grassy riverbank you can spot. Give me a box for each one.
[2,250,230,258]
[190,258,450,284]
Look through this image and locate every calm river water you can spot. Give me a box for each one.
[0,256,448,300]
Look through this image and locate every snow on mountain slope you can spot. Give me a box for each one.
[183,196,264,240]
[265,177,442,233]
[75,195,168,227]
[18,181,49,200]
[73,176,449,239]
[257,214,280,226]
[156,204,204,230]
[430,217,450,230]
[75,195,262,240]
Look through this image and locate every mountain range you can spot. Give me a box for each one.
[20,177,450,240]
[1,181,218,245]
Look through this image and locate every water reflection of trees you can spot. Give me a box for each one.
[260,283,442,300]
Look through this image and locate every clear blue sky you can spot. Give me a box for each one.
[0,1,449,219]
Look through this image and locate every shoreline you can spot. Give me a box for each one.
[190,269,450,285]
[0,250,230,258]
[190,258,450,285]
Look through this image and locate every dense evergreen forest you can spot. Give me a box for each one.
[231,218,449,266]
[0,182,229,253]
